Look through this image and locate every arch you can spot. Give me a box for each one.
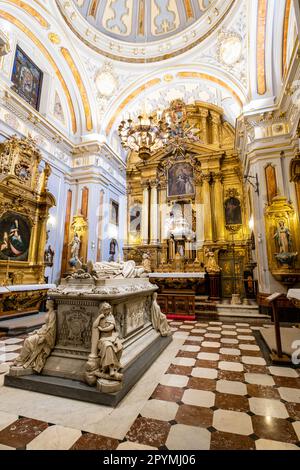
[104,66,246,138]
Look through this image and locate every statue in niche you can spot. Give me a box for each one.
[168,235,176,260]
[142,253,152,273]
[109,238,117,262]
[204,248,221,273]
[69,232,81,267]
[273,220,298,267]
[85,302,123,385]
[151,292,172,337]
[44,244,54,266]
[12,299,56,373]
[273,221,292,253]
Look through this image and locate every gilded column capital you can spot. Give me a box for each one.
[199,109,209,118]
[149,179,159,188]
[212,172,223,183]
[141,180,149,189]
[202,172,212,184]
[210,111,221,123]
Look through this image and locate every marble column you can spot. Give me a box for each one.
[210,111,221,146]
[150,180,159,244]
[199,109,209,144]
[213,172,226,242]
[195,182,204,250]
[202,173,213,243]
[160,185,167,241]
[141,182,149,245]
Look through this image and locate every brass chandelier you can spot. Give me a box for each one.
[118,114,170,161]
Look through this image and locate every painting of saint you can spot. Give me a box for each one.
[11,46,43,111]
[168,163,195,197]
[110,200,119,225]
[130,204,141,233]
[0,213,31,261]
[225,197,242,225]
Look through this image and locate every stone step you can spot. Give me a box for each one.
[0,312,46,336]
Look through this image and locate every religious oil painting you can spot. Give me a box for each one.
[130,204,141,233]
[168,163,195,198]
[0,213,31,261]
[11,46,43,111]
[110,200,119,226]
[224,197,242,225]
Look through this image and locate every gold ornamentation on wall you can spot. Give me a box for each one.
[125,100,249,289]
[257,0,267,95]
[6,0,50,28]
[48,33,61,44]
[0,136,55,286]
[265,163,277,204]
[265,195,300,284]
[61,47,93,132]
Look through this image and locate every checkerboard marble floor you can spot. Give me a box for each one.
[0,320,300,450]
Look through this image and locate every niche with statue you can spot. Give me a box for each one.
[265,196,300,284]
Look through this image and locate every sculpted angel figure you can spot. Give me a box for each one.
[13,300,56,373]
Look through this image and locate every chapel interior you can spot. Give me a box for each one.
[0,0,300,452]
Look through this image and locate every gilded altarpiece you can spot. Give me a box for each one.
[0,136,55,287]
[124,101,251,298]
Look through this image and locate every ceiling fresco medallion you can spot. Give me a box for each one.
[217,30,242,66]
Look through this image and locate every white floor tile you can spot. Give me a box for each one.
[204,333,221,339]
[255,439,300,450]
[26,425,88,450]
[249,397,288,419]
[220,348,241,356]
[171,357,196,367]
[201,341,220,348]
[140,399,178,421]
[244,373,275,386]
[278,387,300,404]
[117,442,158,450]
[197,352,219,361]
[268,366,299,378]
[239,344,260,351]
[218,361,244,372]
[191,367,218,380]
[242,356,266,366]
[182,389,215,408]
[216,380,247,396]
[213,410,253,436]
[166,424,211,450]
[160,374,189,388]
[220,338,239,344]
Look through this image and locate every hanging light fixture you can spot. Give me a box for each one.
[118,114,170,161]
[117,21,171,161]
